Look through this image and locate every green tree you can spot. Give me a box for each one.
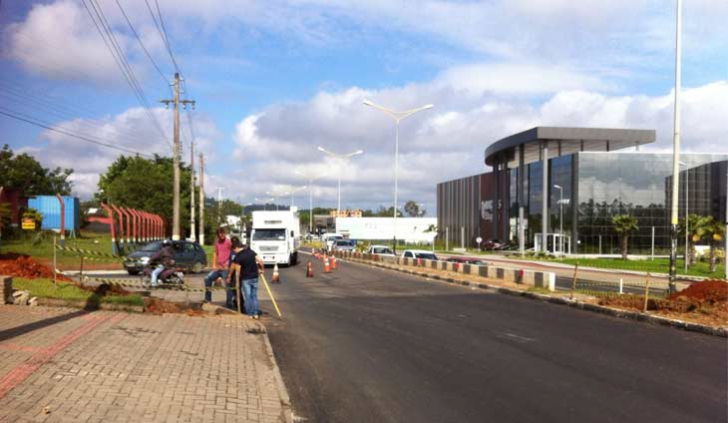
[694,215,724,272]
[404,200,425,217]
[0,144,73,195]
[612,215,638,259]
[375,206,402,217]
[678,213,701,266]
[97,155,194,237]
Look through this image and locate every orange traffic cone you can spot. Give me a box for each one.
[331,255,337,270]
[306,261,314,278]
[272,263,280,283]
[324,257,331,273]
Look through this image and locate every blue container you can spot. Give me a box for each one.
[28,196,80,232]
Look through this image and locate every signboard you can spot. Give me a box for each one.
[481,200,493,222]
[21,218,36,230]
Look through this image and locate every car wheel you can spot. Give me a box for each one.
[127,270,140,276]
[192,261,204,273]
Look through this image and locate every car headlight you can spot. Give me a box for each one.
[139,257,150,264]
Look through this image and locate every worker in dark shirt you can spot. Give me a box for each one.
[231,242,265,319]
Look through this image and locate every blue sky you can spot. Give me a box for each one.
[1,0,727,214]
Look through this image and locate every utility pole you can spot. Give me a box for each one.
[190,142,196,242]
[668,0,682,294]
[217,187,225,227]
[160,72,195,241]
[199,153,205,246]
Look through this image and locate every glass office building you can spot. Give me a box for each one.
[437,127,728,253]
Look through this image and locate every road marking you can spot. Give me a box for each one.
[499,333,536,343]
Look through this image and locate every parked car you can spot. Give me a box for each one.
[124,240,208,275]
[401,250,439,260]
[482,239,504,251]
[446,256,490,266]
[367,245,395,256]
[333,239,356,252]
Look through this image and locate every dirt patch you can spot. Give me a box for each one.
[668,280,728,304]
[597,280,728,328]
[0,253,72,281]
[144,297,207,316]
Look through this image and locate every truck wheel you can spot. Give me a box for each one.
[293,252,298,265]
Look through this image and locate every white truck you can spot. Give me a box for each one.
[250,208,300,266]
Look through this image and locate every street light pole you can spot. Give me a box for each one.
[317,147,363,215]
[554,185,563,253]
[363,99,433,253]
[680,161,689,273]
[296,170,327,235]
[668,0,683,295]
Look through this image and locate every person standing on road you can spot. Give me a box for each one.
[225,237,245,311]
[232,241,265,319]
[203,228,232,303]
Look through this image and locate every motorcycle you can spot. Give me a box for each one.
[140,264,185,286]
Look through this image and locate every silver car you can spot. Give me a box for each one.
[333,239,356,252]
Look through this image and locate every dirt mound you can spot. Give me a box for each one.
[0,254,72,281]
[143,297,208,316]
[669,280,728,304]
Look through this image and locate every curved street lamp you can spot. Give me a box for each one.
[296,170,328,235]
[317,146,364,215]
[363,98,433,252]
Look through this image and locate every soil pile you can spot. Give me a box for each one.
[669,280,728,304]
[0,254,72,281]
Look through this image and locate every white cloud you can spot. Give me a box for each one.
[31,107,219,198]
[226,78,728,213]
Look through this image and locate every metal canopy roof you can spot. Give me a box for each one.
[484,127,656,167]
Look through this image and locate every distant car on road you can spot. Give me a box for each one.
[333,239,356,252]
[367,245,395,256]
[401,250,439,261]
[124,240,208,275]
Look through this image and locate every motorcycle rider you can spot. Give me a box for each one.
[148,240,176,287]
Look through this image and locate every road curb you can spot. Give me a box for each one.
[257,320,294,423]
[340,257,727,338]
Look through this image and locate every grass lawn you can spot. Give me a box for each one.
[0,231,120,266]
[531,256,725,278]
[13,277,144,307]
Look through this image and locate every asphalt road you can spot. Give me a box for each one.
[263,254,726,423]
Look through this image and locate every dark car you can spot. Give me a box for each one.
[446,256,490,266]
[123,240,208,275]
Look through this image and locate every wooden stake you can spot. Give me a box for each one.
[234,264,242,315]
[570,262,579,300]
[79,256,85,284]
[53,235,57,287]
[643,272,651,313]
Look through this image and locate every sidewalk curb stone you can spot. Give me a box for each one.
[258,320,294,423]
[341,256,727,338]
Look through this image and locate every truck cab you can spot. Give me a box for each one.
[250,209,300,266]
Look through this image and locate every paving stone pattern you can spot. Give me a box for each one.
[0,305,288,422]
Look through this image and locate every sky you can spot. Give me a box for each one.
[1,0,727,215]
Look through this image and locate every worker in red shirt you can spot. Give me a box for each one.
[203,228,232,303]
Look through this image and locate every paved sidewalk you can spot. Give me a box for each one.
[0,305,291,423]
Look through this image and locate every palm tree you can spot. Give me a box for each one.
[612,215,639,259]
[679,213,702,265]
[694,216,725,273]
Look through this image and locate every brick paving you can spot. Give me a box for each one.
[0,305,291,422]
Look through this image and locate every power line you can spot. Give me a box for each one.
[145,0,179,73]
[155,0,181,73]
[0,108,152,158]
[114,0,172,90]
[81,0,172,152]
[0,87,167,149]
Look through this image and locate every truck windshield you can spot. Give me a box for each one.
[253,229,286,241]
